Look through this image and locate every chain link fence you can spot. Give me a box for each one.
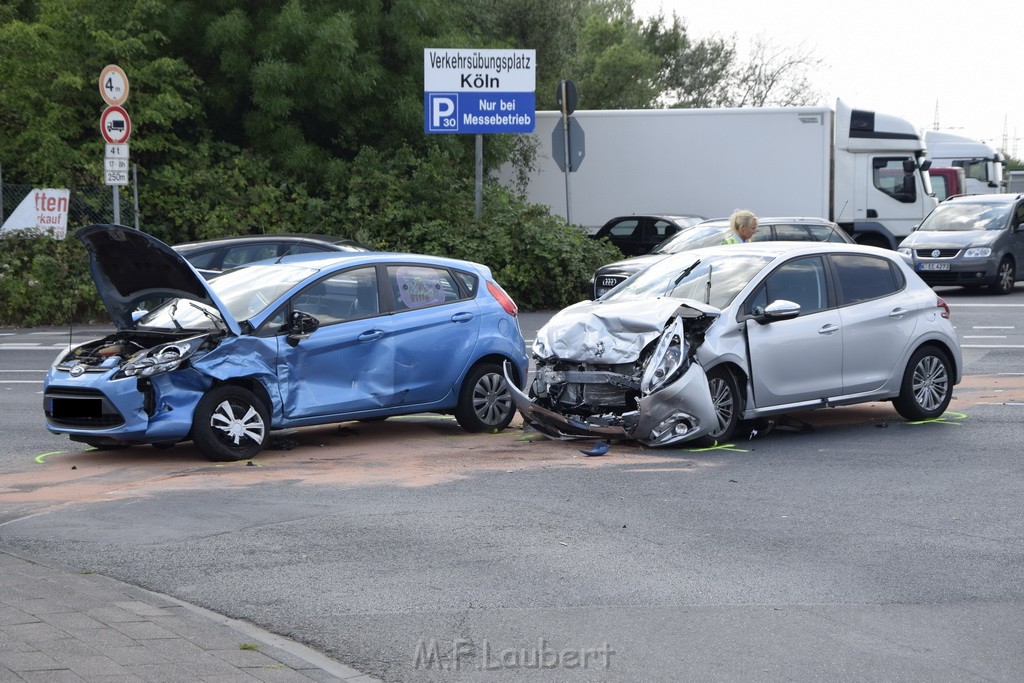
[0,180,139,238]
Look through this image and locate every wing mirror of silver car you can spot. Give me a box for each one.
[752,299,801,325]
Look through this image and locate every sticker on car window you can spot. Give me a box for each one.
[395,267,446,309]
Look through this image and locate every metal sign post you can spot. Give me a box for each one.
[99,66,131,226]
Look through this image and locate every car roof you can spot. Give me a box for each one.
[942,193,1023,205]
[173,234,364,253]
[670,241,894,261]
[604,214,704,221]
[256,250,491,274]
[698,216,840,225]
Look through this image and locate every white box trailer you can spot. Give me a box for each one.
[500,100,937,249]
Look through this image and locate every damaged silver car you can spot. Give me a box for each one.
[511,243,963,446]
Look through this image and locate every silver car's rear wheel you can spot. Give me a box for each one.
[893,346,953,421]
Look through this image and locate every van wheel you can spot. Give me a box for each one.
[191,385,269,461]
[893,346,953,421]
[455,363,515,433]
[990,257,1015,294]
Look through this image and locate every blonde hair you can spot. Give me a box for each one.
[730,210,757,233]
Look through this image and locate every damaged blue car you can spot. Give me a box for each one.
[43,225,529,461]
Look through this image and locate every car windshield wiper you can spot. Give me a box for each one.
[673,259,701,286]
[186,301,226,332]
[166,300,184,330]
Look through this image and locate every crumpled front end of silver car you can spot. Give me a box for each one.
[510,299,720,447]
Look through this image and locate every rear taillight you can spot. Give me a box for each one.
[486,281,518,317]
[936,296,950,319]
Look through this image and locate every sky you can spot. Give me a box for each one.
[632,0,1023,157]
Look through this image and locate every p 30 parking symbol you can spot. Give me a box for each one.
[426,93,459,132]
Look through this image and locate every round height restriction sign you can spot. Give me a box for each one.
[100,105,131,144]
[99,65,129,106]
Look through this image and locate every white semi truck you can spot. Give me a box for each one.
[923,130,1006,195]
[501,100,937,249]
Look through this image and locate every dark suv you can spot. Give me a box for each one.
[898,193,1024,294]
[590,214,705,256]
[591,216,853,298]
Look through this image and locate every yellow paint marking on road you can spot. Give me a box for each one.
[34,451,66,464]
[685,442,749,453]
[906,411,968,426]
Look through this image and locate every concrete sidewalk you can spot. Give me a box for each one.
[0,549,377,682]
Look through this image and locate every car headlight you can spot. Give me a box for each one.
[964,247,992,258]
[640,317,688,394]
[897,247,913,257]
[116,335,207,379]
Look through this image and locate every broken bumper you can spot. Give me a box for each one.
[507,364,718,447]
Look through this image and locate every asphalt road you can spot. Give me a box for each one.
[2,287,1023,681]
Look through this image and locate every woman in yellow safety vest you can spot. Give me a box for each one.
[721,210,758,244]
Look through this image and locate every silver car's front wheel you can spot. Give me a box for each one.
[706,367,741,441]
[893,346,953,421]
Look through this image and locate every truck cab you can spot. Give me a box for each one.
[924,130,1006,194]
[833,100,938,249]
[928,167,967,201]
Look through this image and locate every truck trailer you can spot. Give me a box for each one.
[924,130,1005,194]
[500,100,937,249]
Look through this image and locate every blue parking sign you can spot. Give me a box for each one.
[426,93,459,132]
[424,48,536,135]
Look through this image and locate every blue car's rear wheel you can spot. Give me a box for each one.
[455,362,516,433]
[192,385,269,461]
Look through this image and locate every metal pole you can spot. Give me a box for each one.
[561,82,572,225]
[132,163,140,229]
[112,185,121,225]
[475,134,483,221]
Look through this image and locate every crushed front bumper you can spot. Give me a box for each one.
[507,363,717,447]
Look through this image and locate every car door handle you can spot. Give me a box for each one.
[818,324,839,335]
[889,308,909,318]
[357,330,384,342]
[451,312,474,323]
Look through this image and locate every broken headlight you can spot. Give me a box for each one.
[116,335,208,379]
[640,317,688,394]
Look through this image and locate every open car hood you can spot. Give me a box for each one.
[533,298,720,364]
[77,224,241,335]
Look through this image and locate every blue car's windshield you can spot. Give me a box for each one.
[605,253,773,309]
[137,263,317,329]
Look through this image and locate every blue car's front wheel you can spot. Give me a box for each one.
[455,362,516,433]
[192,385,270,461]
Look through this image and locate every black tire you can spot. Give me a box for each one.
[989,257,1015,295]
[893,346,953,421]
[706,366,741,442]
[191,385,270,461]
[455,362,516,433]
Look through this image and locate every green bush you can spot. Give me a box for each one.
[0,142,622,326]
[0,231,104,327]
